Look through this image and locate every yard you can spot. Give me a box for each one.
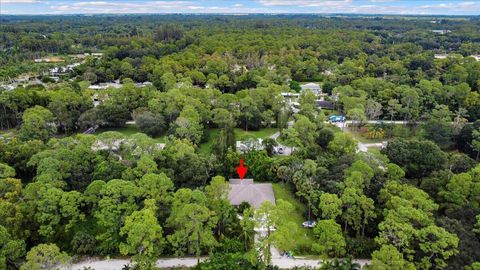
[95,124,166,143]
[272,183,315,255]
[198,128,279,154]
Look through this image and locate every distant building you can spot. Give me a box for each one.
[88,81,152,90]
[300,82,322,95]
[236,138,264,153]
[281,92,300,104]
[135,81,153,88]
[431,30,451,35]
[34,57,64,63]
[228,179,276,209]
[322,69,333,76]
[69,53,103,59]
[49,62,81,76]
[316,100,335,110]
[88,82,123,90]
[434,53,449,59]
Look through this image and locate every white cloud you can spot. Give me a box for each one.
[48,0,273,14]
[258,0,352,7]
[0,0,40,3]
[368,0,397,2]
[50,1,197,13]
[3,0,480,15]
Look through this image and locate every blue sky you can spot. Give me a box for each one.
[1,0,480,15]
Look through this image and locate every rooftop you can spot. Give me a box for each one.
[228,179,275,209]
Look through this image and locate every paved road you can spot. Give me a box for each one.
[68,257,206,270]
[67,256,370,270]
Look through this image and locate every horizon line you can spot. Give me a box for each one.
[1,12,479,17]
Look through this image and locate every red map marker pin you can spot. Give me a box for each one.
[236,159,248,180]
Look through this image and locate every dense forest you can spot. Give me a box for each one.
[1,14,480,270]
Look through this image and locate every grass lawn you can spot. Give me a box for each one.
[198,128,279,154]
[344,128,385,144]
[95,124,166,143]
[272,183,315,255]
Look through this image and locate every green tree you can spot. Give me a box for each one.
[239,207,255,251]
[471,128,480,160]
[369,245,415,270]
[382,138,447,178]
[328,133,357,156]
[312,219,346,257]
[293,115,317,146]
[167,189,217,262]
[120,199,165,269]
[205,176,236,239]
[347,108,366,129]
[439,173,473,207]
[20,244,70,270]
[18,106,56,142]
[135,111,166,137]
[174,105,203,144]
[319,193,342,220]
[137,173,174,214]
[0,163,15,179]
[94,180,140,253]
[416,225,459,270]
[0,225,25,270]
[35,187,85,241]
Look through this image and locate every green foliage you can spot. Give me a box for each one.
[328,133,357,156]
[1,15,480,269]
[135,111,166,137]
[369,245,415,270]
[319,193,342,220]
[196,252,257,270]
[312,220,346,258]
[20,244,70,270]
[95,180,140,254]
[120,199,165,268]
[382,138,447,178]
[167,189,217,260]
[0,164,15,179]
[18,106,57,142]
[0,225,25,270]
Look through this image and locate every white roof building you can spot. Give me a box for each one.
[432,30,451,35]
[236,138,264,153]
[301,82,322,95]
[434,54,449,59]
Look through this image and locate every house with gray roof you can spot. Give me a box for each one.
[301,82,322,95]
[228,179,275,209]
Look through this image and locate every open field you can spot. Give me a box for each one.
[95,124,166,143]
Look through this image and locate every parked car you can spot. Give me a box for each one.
[329,115,346,123]
[302,220,316,228]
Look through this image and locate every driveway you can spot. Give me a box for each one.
[270,131,294,156]
[357,142,384,153]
